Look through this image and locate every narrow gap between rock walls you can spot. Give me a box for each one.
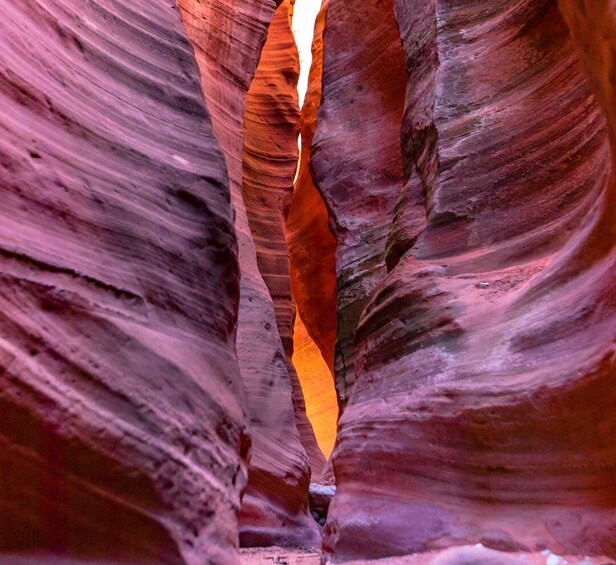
[240,0,339,479]
[289,0,340,470]
[293,0,321,171]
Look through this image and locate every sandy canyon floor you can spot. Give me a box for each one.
[240,546,616,565]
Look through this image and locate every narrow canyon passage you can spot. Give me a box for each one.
[241,0,339,471]
[237,0,616,559]
[2,0,616,563]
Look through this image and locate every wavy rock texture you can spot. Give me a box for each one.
[310,0,407,409]
[325,0,616,560]
[286,0,336,376]
[0,1,246,563]
[242,0,325,477]
[178,0,320,548]
[243,0,299,367]
[285,0,339,466]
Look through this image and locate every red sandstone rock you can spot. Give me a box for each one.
[0,1,245,562]
[309,0,407,409]
[242,0,325,477]
[5,0,616,561]
[178,0,320,548]
[324,0,616,560]
[286,0,337,378]
[243,0,299,365]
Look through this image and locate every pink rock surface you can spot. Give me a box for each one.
[310,0,407,409]
[324,0,616,560]
[0,1,245,563]
[4,0,616,561]
[178,0,320,548]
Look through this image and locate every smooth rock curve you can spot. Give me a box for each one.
[0,1,245,563]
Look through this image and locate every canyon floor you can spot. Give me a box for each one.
[240,547,615,565]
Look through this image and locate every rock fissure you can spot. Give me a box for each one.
[287,0,340,464]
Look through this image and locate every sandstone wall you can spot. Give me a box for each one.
[242,0,326,478]
[285,0,340,469]
[310,0,407,409]
[324,0,615,559]
[178,0,320,548]
[0,1,245,562]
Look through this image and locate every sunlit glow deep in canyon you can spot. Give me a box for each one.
[289,0,339,460]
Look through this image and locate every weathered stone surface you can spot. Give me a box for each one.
[5,0,616,560]
[179,0,320,548]
[0,1,245,563]
[325,0,616,561]
[310,0,406,409]
[308,483,336,526]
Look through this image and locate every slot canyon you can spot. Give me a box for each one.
[1,0,616,563]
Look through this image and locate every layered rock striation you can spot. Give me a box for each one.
[179,0,320,548]
[324,0,616,560]
[310,0,407,409]
[0,1,244,563]
[4,0,616,561]
[242,0,326,478]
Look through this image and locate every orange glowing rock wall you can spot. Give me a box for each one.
[286,2,337,377]
[292,314,338,459]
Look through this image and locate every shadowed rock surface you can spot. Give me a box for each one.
[308,483,336,526]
